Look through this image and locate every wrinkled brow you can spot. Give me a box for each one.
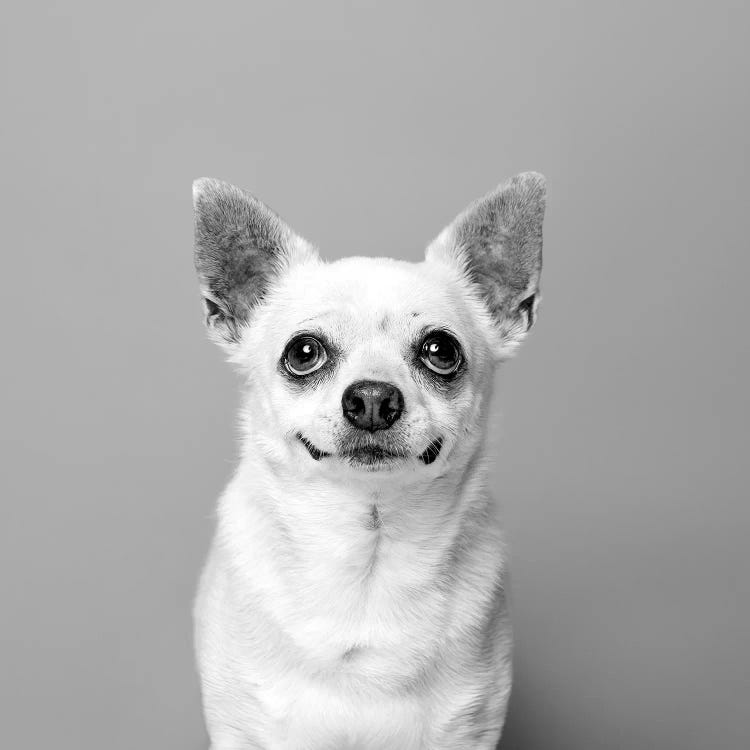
[296,310,340,326]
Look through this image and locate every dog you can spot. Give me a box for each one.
[192,171,546,749]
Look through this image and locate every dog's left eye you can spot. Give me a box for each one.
[420,331,462,375]
[284,336,328,376]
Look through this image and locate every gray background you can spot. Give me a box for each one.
[2,1,748,748]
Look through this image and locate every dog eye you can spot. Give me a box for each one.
[284,336,328,376]
[420,331,462,375]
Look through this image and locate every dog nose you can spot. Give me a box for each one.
[342,380,404,432]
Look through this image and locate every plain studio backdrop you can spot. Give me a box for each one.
[2,2,748,749]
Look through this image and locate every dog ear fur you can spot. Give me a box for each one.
[426,172,546,351]
[193,178,317,346]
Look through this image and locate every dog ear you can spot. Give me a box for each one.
[193,178,317,346]
[426,172,546,352]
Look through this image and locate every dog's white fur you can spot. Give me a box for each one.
[192,173,546,749]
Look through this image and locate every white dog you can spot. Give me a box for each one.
[192,172,546,749]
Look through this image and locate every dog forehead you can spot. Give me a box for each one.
[280,257,464,323]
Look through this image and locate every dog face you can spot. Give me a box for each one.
[193,174,545,480]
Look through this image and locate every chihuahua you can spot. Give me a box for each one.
[192,172,546,749]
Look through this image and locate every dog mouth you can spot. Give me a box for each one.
[297,434,331,461]
[296,434,443,467]
[417,437,443,466]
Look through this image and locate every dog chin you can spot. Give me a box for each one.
[296,434,443,469]
[342,445,406,471]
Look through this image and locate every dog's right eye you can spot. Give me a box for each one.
[284,336,328,377]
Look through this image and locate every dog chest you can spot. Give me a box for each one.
[258,672,427,750]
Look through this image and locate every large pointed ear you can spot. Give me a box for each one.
[426,172,546,352]
[192,178,317,346]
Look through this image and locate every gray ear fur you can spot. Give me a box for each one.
[426,171,546,345]
[193,178,316,345]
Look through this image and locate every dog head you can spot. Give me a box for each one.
[193,174,545,480]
